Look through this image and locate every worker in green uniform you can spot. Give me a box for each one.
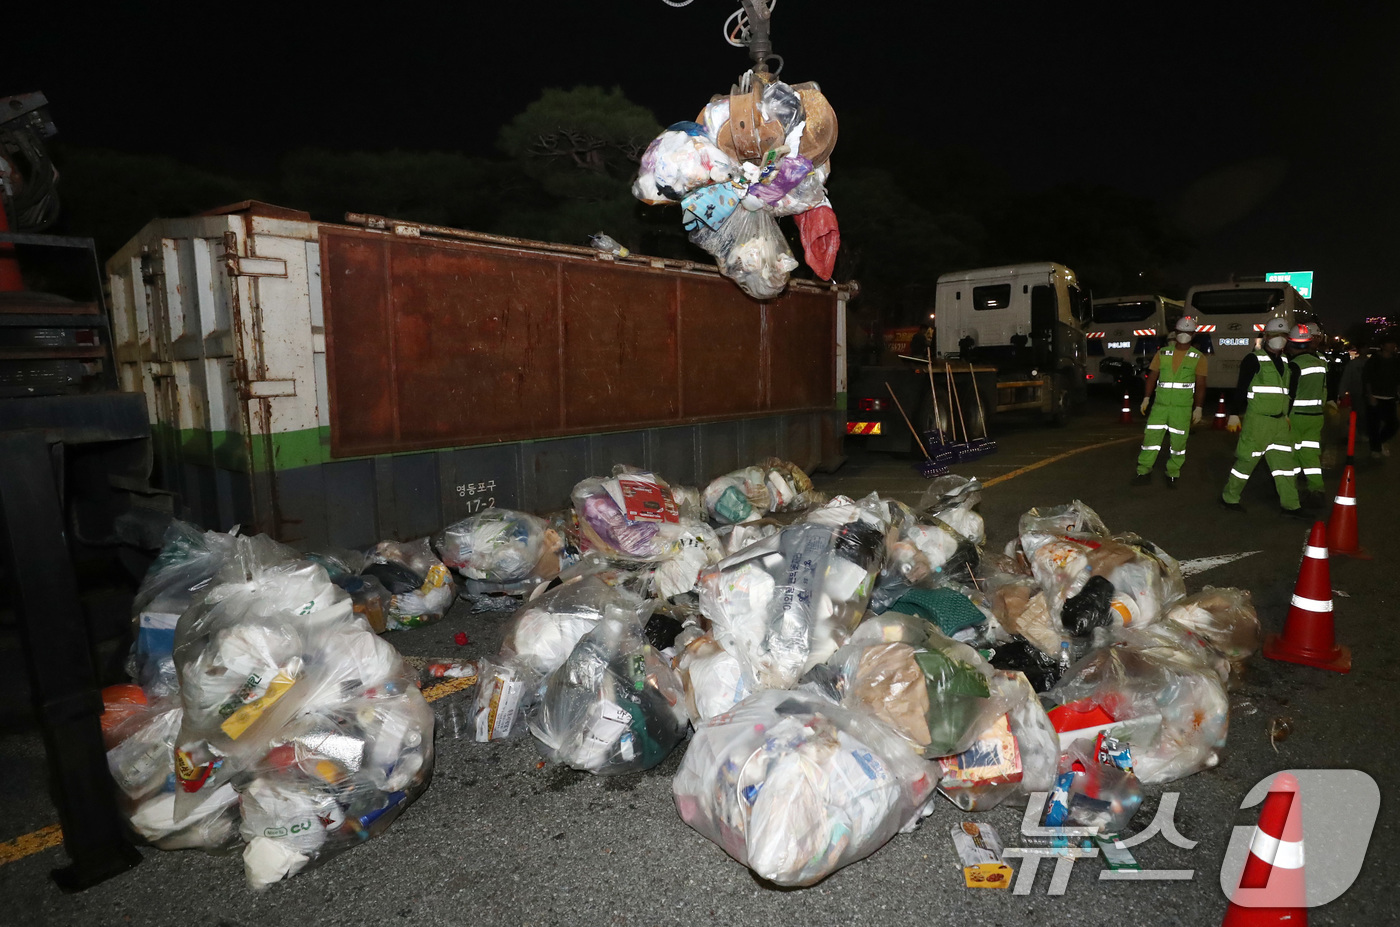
[1134,316,1207,488]
[1286,323,1327,504]
[1220,317,1308,517]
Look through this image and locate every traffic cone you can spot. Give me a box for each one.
[1220,772,1307,926]
[1213,395,1228,431]
[1263,522,1351,673]
[1119,391,1133,424]
[1326,464,1368,559]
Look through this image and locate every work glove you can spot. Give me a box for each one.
[1191,406,1203,425]
[1326,400,1339,413]
[1226,414,1241,433]
[1140,398,1150,415]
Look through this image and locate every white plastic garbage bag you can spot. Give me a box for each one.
[529,608,689,774]
[672,689,937,887]
[698,513,887,690]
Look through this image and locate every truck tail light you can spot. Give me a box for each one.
[856,398,885,412]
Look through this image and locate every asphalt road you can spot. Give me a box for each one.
[3,397,1396,926]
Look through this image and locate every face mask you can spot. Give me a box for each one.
[1267,336,1287,351]
[1175,332,1192,344]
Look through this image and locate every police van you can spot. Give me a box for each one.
[1085,294,1184,389]
[1182,281,1321,389]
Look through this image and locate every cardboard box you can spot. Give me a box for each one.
[951,822,1014,889]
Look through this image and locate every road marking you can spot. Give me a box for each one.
[983,435,1140,488]
[1179,551,1262,577]
[0,678,471,870]
[0,824,62,866]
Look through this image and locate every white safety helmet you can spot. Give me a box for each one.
[1264,317,1291,336]
[1174,316,1198,333]
[1289,323,1313,344]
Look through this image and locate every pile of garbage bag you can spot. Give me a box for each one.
[113,466,1267,891]
[110,523,434,888]
[452,474,1264,886]
[634,75,840,297]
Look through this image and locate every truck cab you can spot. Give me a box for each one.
[1086,294,1184,390]
[935,262,1090,418]
[1183,281,1320,390]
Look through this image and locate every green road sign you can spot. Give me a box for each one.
[1265,270,1313,299]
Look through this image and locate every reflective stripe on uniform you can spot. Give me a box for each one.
[1296,441,1321,449]
[1146,424,1168,430]
[1230,469,1250,480]
[1167,427,1187,435]
[1272,467,1300,477]
[1302,467,1322,475]
[1298,366,1326,375]
[1170,449,1186,456]
[1266,444,1293,452]
[1158,382,1195,389]
[1293,399,1323,407]
[1250,386,1287,394]
[1291,593,1333,613]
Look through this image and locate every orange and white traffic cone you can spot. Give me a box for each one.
[1119,391,1133,424]
[1264,522,1351,673]
[1212,394,1228,431]
[1221,772,1308,926]
[1326,464,1368,559]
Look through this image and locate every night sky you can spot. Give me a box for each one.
[11,1,1396,326]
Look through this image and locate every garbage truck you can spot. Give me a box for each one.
[1085,294,1184,391]
[106,202,854,549]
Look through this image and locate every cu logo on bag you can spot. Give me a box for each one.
[1220,769,1379,908]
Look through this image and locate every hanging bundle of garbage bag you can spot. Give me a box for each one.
[107,531,433,889]
[634,75,841,296]
[672,689,936,887]
[529,606,689,775]
[699,496,889,689]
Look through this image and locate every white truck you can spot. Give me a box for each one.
[935,262,1091,423]
[1182,280,1320,390]
[1085,294,1184,390]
